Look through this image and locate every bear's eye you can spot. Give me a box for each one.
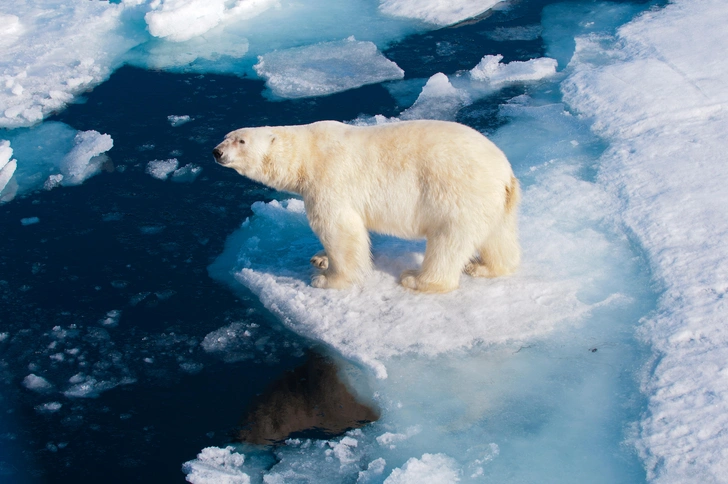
[238,139,245,145]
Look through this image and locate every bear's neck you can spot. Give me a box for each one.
[261,131,312,195]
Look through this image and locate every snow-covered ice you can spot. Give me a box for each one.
[561,0,728,481]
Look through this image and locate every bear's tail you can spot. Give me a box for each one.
[505,175,521,214]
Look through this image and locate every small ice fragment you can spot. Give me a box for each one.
[99,310,122,327]
[23,374,53,392]
[146,159,179,180]
[44,174,64,190]
[384,453,460,483]
[167,115,191,127]
[20,217,39,226]
[35,402,63,414]
[182,446,249,484]
[470,54,558,85]
[171,164,202,182]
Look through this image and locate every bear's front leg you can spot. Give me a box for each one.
[310,250,329,270]
[307,208,371,289]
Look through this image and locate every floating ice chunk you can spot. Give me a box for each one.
[172,163,202,182]
[400,73,469,120]
[146,158,179,180]
[0,140,17,198]
[145,0,226,43]
[376,426,421,448]
[63,375,135,398]
[167,114,191,126]
[99,310,122,327]
[201,322,254,362]
[35,402,62,414]
[254,37,404,99]
[384,453,459,483]
[59,130,114,186]
[20,217,39,226]
[44,174,63,190]
[379,0,504,26]
[23,374,53,392]
[470,54,558,85]
[358,458,387,483]
[182,446,250,484]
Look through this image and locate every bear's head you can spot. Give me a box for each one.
[212,127,277,182]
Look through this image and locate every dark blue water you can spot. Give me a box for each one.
[0,1,661,482]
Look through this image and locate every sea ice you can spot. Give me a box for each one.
[560,0,728,480]
[379,0,505,26]
[383,453,460,483]
[0,140,17,198]
[146,158,179,180]
[183,446,250,484]
[254,38,404,99]
[399,73,470,121]
[20,217,39,226]
[168,114,191,127]
[22,374,53,392]
[469,54,558,85]
[0,122,114,202]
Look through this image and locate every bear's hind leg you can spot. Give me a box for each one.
[464,213,520,278]
[310,214,371,289]
[401,231,475,293]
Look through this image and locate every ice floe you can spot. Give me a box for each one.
[561,0,728,481]
[254,37,404,99]
[379,0,505,26]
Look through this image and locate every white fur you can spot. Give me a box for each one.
[214,120,520,293]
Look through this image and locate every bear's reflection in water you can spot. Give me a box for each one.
[238,352,379,445]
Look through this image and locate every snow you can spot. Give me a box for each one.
[560,0,728,481]
[254,38,404,99]
[379,0,505,26]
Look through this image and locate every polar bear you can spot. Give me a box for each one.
[213,120,520,293]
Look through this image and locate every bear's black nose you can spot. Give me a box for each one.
[212,147,223,161]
